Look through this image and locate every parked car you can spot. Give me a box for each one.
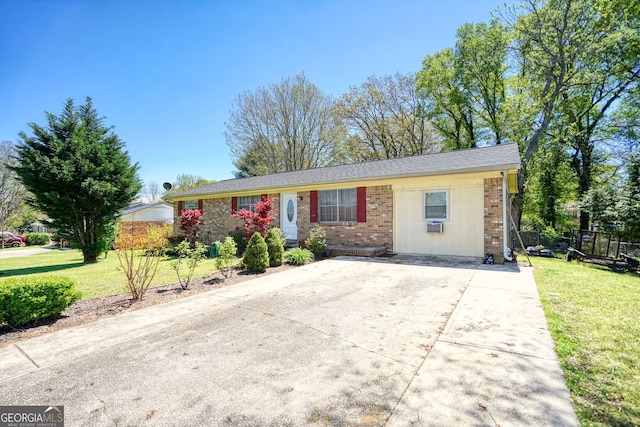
[1,232,27,247]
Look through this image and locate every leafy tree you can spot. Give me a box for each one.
[179,208,203,245]
[0,141,28,242]
[416,20,508,149]
[506,0,640,229]
[337,73,439,161]
[164,174,215,195]
[233,195,273,242]
[11,98,141,263]
[243,232,269,273]
[225,73,342,176]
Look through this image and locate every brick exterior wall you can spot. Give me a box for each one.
[174,194,281,245]
[298,185,393,250]
[484,177,504,264]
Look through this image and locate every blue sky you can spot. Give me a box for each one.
[1,0,511,189]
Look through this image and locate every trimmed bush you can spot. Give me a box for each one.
[265,227,285,267]
[24,232,51,246]
[305,225,328,256]
[0,276,81,326]
[228,230,247,255]
[284,248,315,266]
[243,232,269,273]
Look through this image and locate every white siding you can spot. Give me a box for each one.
[393,178,484,256]
[120,204,174,222]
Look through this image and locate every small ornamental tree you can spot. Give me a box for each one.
[265,227,285,267]
[179,208,202,245]
[243,232,269,273]
[234,195,273,243]
[172,240,207,290]
[215,236,238,278]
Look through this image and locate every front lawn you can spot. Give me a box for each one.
[532,256,640,426]
[0,248,226,300]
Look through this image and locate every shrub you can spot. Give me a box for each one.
[265,227,285,267]
[0,276,81,326]
[284,247,315,266]
[228,230,247,255]
[24,232,51,246]
[115,225,168,300]
[179,208,203,245]
[172,240,207,290]
[243,232,269,273]
[233,195,274,243]
[215,236,238,278]
[305,225,328,256]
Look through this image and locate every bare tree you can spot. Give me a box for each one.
[1,141,27,246]
[225,73,343,176]
[338,73,440,161]
[142,180,161,203]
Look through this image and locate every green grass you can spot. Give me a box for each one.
[0,249,227,300]
[532,256,640,427]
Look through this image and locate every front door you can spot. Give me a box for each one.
[280,192,298,241]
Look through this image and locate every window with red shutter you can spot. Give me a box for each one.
[357,187,366,222]
[310,190,318,223]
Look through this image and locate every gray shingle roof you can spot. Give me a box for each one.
[167,143,520,199]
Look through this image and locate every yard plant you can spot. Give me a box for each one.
[533,257,640,426]
[0,276,81,326]
[172,240,207,289]
[215,236,238,278]
[265,227,285,267]
[0,249,220,300]
[284,247,314,266]
[243,232,269,273]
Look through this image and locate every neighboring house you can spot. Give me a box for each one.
[119,202,174,237]
[165,144,520,263]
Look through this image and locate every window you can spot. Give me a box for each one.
[238,195,261,212]
[319,188,357,222]
[182,200,199,210]
[424,190,448,221]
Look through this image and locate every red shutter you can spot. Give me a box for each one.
[198,199,203,212]
[357,187,367,222]
[178,201,183,215]
[231,196,237,214]
[310,190,318,223]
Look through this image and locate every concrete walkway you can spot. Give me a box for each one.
[0,257,578,426]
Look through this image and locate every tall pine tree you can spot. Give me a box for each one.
[12,97,141,263]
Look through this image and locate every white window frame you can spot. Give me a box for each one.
[238,195,261,212]
[183,200,199,210]
[319,188,357,223]
[423,190,449,221]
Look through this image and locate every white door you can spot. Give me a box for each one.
[280,192,298,241]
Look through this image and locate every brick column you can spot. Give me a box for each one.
[484,178,504,264]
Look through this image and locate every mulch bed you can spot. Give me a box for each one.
[0,264,294,348]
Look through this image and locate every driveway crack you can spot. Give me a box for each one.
[384,272,475,426]
[13,344,39,368]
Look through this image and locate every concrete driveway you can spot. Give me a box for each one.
[0,256,577,426]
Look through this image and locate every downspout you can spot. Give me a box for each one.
[502,171,510,260]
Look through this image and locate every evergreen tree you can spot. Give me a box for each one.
[12,97,141,263]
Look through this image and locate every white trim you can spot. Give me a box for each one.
[423,190,450,222]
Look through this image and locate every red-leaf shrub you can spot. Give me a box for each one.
[234,195,273,243]
[180,209,203,244]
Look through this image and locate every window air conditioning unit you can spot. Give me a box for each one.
[426,222,444,233]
